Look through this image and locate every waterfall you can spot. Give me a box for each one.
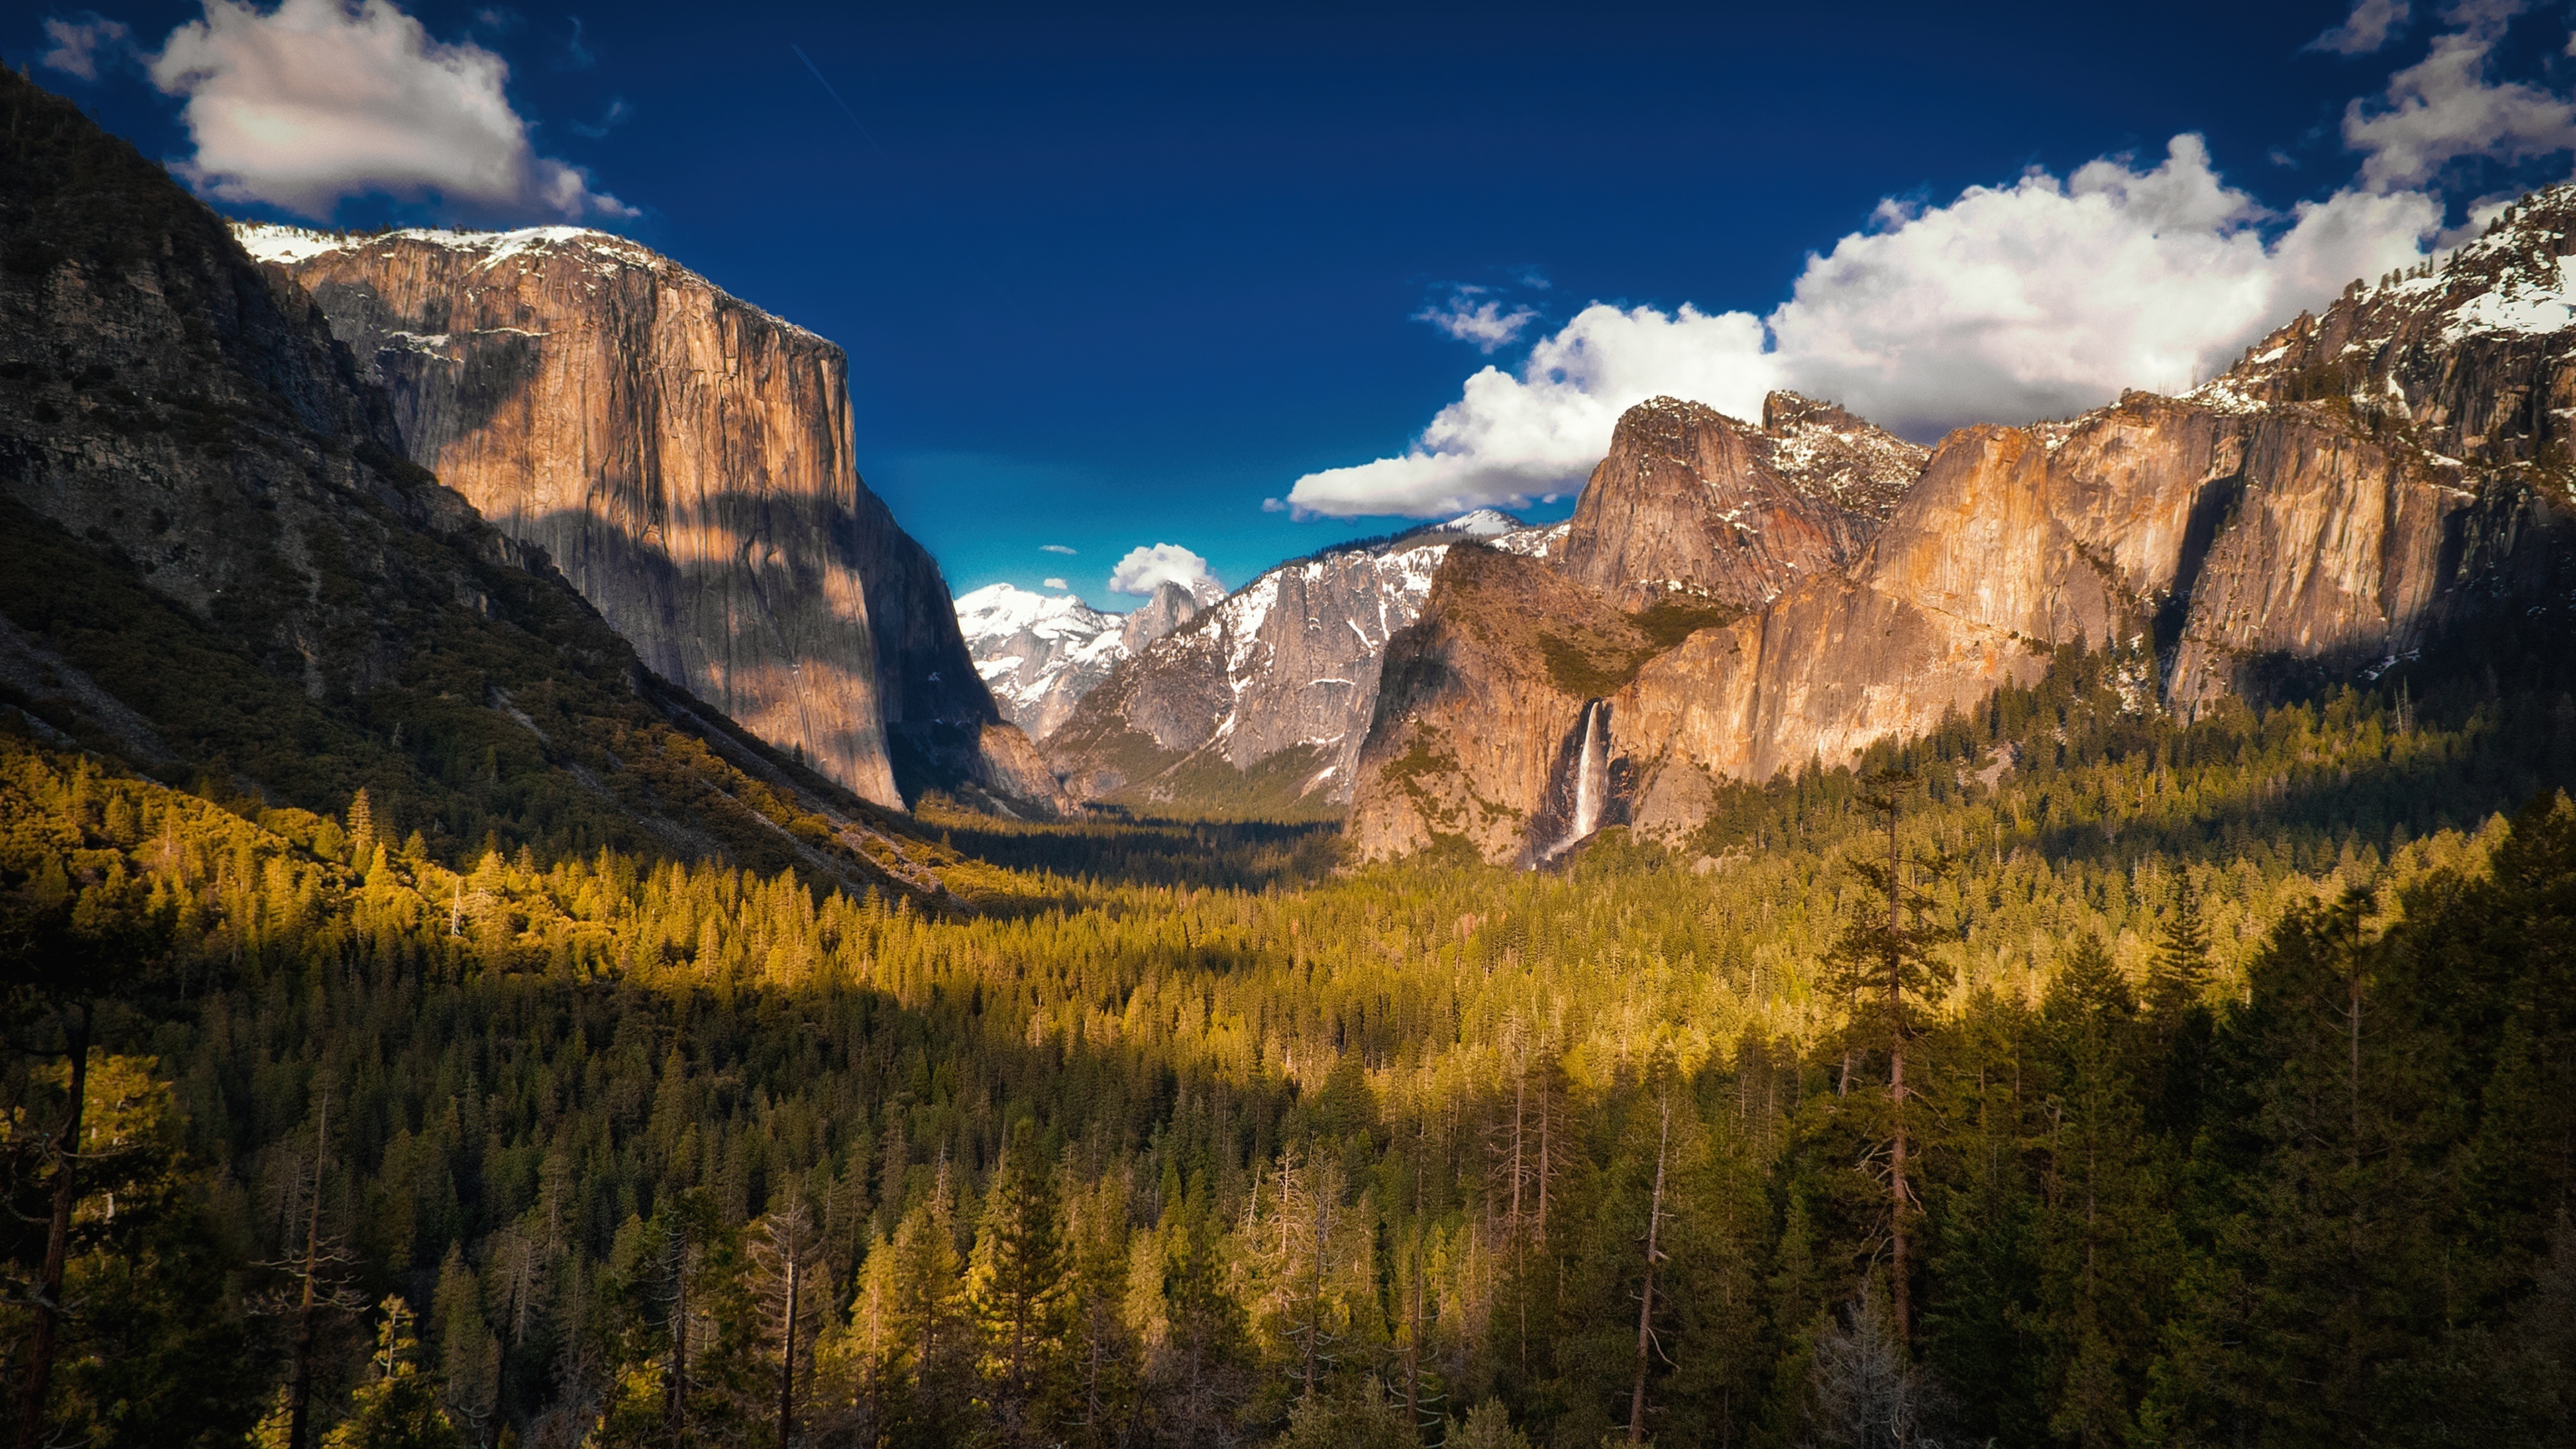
[1570,699,1607,842]
[1537,699,1610,863]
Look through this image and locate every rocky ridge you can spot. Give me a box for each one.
[1350,203,2576,863]
[1555,391,1927,609]
[234,222,1065,816]
[957,581,1205,739]
[1045,514,1561,814]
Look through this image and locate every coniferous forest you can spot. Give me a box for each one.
[7,631,2576,1449]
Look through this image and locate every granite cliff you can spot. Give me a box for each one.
[0,68,955,893]
[1351,201,2576,863]
[1556,391,1924,609]
[236,223,1065,816]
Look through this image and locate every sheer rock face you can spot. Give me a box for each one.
[1120,581,1204,656]
[237,223,1062,814]
[1349,546,1650,863]
[1556,392,1927,610]
[0,68,957,892]
[1350,229,2576,862]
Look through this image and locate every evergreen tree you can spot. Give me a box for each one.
[888,1159,978,1446]
[970,1122,1071,1446]
[323,1299,464,1449]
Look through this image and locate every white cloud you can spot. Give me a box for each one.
[1772,136,2434,439]
[146,0,633,222]
[2308,0,2410,54]
[1417,287,1538,353]
[40,13,131,80]
[1108,543,1222,602]
[1039,543,1077,555]
[2344,16,2576,190]
[1286,134,2440,519]
[1043,577,1070,590]
[1288,303,1778,518]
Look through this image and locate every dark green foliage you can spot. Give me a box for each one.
[5,629,2576,1446]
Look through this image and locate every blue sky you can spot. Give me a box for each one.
[17,1,2576,606]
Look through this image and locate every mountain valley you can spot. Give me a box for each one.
[11,55,2576,1449]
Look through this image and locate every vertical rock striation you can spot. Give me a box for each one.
[1350,196,2576,861]
[1556,392,1925,609]
[237,223,1067,814]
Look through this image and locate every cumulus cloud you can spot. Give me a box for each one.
[2309,0,2410,54]
[1286,132,2443,519]
[1044,577,1070,590]
[1290,303,1778,518]
[40,13,132,79]
[1773,136,2434,438]
[1039,543,1077,555]
[1417,286,1538,353]
[2344,11,2576,190]
[1108,543,1222,602]
[146,0,633,222]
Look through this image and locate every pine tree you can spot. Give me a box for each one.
[888,1159,977,1445]
[346,788,377,862]
[750,1201,826,1449]
[970,1122,1070,1447]
[1821,773,1943,1345]
[323,1298,464,1449]
[431,1245,499,1443]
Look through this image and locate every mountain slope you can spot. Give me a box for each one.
[1044,515,1560,815]
[957,580,1203,739]
[235,222,1066,816]
[1556,390,1925,608]
[1350,204,2576,862]
[0,66,955,895]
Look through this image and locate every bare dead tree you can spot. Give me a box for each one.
[751,1200,826,1449]
[272,1090,368,1449]
[1627,1095,1673,1445]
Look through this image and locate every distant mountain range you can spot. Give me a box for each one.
[1008,508,1557,817]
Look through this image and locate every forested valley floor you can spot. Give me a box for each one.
[7,637,2576,1449]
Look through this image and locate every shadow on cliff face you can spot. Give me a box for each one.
[2018,604,2576,869]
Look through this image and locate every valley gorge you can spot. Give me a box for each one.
[1038,511,1556,815]
[13,54,2576,1449]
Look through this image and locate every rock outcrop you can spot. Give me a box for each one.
[1046,515,1562,814]
[1120,580,1206,655]
[1352,545,1652,862]
[1556,392,1925,609]
[0,67,953,892]
[1349,198,2576,863]
[237,223,1065,815]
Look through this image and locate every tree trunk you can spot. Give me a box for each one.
[1628,1100,1670,1445]
[777,1254,798,1449]
[11,1006,87,1449]
[667,1232,688,1448]
[1886,801,1912,1347]
[287,1090,329,1449]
